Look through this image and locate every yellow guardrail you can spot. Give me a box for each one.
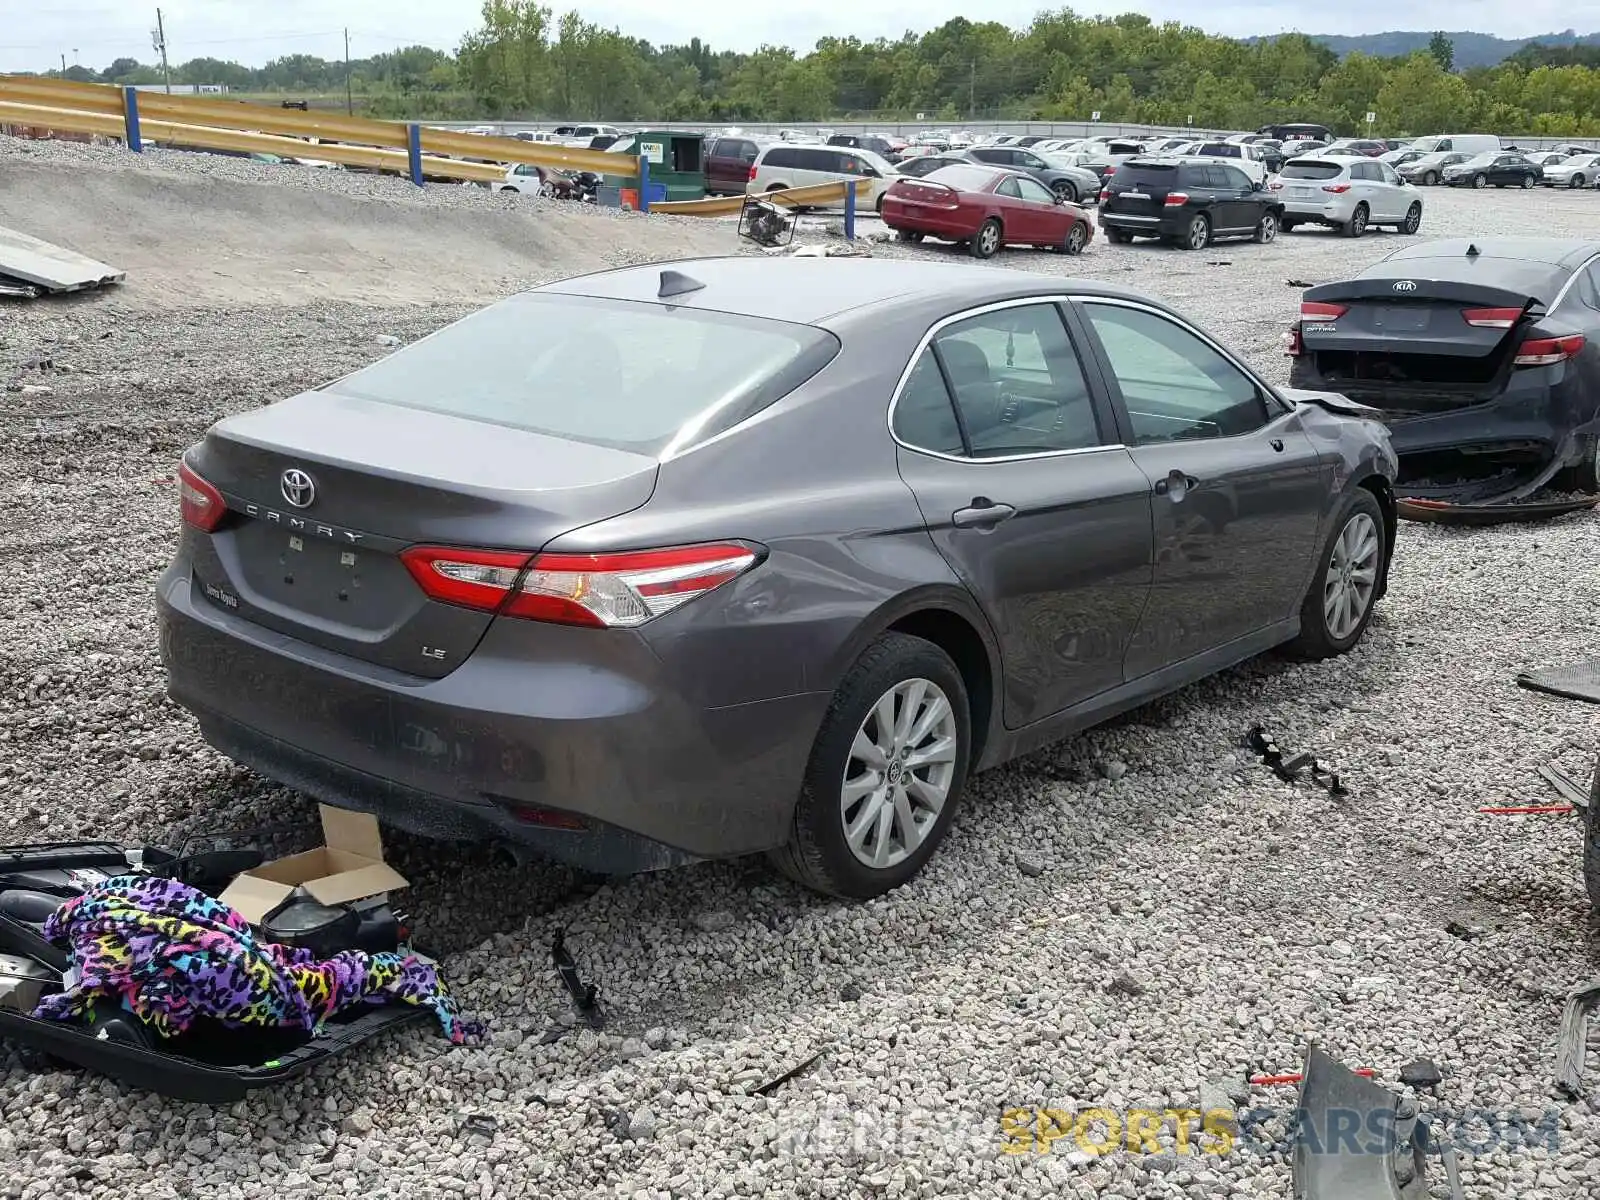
[653,181,852,216]
[0,76,635,185]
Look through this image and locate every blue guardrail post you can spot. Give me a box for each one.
[844,180,857,240]
[122,86,142,153]
[638,155,651,212]
[407,124,424,187]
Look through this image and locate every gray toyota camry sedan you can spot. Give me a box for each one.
[158,257,1398,899]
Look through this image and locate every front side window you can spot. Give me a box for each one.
[1082,303,1269,443]
[1016,177,1056,204]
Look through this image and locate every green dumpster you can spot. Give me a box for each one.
[601,130,708,202]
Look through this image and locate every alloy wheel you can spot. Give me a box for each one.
[1257,212,1278,243]
[978,222,1001,256]
[1053,181,1077,203]
[1403,204,1421,233]
[1323,512,1379,641]
[839,678,959,870]
[1187,215,1208,250]
[1066,223,1086,254]
[1473,174,1487,189]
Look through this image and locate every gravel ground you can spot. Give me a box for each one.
[3,140,1600,1200]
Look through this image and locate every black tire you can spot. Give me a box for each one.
[1572,174,1587,188]
[1553,435,1600,494]
[875,193,885,214]
[1585,755,1600,912]
[1400,203,1422,235]
[768,633,972,899]
[899,229,925,244]
[1344,203,1368,239]
[765,182,787,193]
[1253,210,1279,244]
[1104,227,1133,244]
[1284,488,1387,660]
[1281,218,1299,232]
[1180,212,1210,251]
[1063,222,1088,255]
[1522,174,1536,189]
[1473,174,1487,189]
[1422,171,1439,186]
[970,217,1002,259]
[1052,180,1078,204]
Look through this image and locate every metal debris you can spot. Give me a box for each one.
[0,225,124,295]
[1243,726,1348,797]
[751,1049,825,1096]
[1396,495,1599,525]
[1555,977,1600,1098]
[551,930,603,1029]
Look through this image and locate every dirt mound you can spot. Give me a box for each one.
[0,157,737,308]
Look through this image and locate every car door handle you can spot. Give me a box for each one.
[952,498,1017,528]
[1152,470,1200,497]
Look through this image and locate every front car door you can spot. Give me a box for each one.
[1073,298,1328,677]
[890,300,1154,726]
[1210,164,1254,235]
[993,177,1037,242]
[1014,174,1063,237]
[1373,161,1408,219]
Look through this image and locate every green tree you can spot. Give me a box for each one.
[1428,32,1455,74]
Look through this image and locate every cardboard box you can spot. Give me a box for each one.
[219,805,408,925]
[0,952,54,1012]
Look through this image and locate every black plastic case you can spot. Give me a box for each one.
[0,840,427,1103]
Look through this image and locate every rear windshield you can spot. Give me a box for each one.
[1280,161,1344,180]
[329,294,839,456]
[1113,162,1177,185]
[925,164,1000,190]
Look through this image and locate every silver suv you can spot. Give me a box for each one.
[1270,157,1424,238]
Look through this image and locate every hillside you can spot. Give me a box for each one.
[1246,28,1600,69]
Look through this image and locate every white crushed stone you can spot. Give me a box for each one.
[1,139,1598,1200]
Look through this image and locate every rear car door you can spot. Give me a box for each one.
[1074,299,1326,676]
[890,300,1154,726]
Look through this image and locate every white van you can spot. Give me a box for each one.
[748,144,898,208]
[1407,134,1501,157]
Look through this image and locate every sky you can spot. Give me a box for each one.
[1,1,1594,72]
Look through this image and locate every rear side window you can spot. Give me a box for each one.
[891,352,965,455]
[330,294,839,457]
[763,146,797,169]
[1281,161,1343,180]
[926,164,1002,191]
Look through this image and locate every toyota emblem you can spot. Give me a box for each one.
[1392,280,1418,292]
[280,468,316,508]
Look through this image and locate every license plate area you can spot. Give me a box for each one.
[1371,305,1432,333]
[225,520,413,629]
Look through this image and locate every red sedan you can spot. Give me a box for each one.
[879,164,1094,258]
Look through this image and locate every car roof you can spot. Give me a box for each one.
[536,256,1161,327]
[1378,238,1600,270]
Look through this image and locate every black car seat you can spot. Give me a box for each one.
[938,338,1004,440]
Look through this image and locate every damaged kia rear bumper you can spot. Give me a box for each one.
[156,566,827,874]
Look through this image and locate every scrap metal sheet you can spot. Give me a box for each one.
[0,225,124,293]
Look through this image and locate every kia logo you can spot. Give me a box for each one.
[1392,280,1418,292]
[280,468,316,508]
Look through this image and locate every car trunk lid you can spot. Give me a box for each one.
[186,390,658,679]
[1295,276,1541,415]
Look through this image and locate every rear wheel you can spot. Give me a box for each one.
[875,193,886,214]
[1400,202,1422,235]
[1105,227,1133,244]
[768,633,972,899]
[1553,435,1600,494]
[1572,174,1588,188]
[1062,222,1088,255]
[1285,489,1386,660]
[971,218,1003,259]
[899,229,925,244]
[1253,210,1279,244]
[1052,180,1078,204]
[1281,218,1300,232]
[1180,213,1210,251]
[1344,203,1369,239]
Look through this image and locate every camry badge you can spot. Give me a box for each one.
[280,468,316,508]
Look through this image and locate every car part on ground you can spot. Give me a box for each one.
[1395,496,1600,525]
[1244,726,1348,797]
[1556,975,1600,1097]
[1588,754,1600,910]
[1517,657,1600,705]
[551,930,604,1029]
[750,1048,825,1096]
[0,224,125,298]
[739,196,794,247]
[1288,238,1600,499]
[1291,1044,1466,1200]
[156,256,1398,899]
[1536,763,1592,810]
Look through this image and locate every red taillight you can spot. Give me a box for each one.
[1300,301,1348,320]
[1268,180,1284,190]
[1098,188,1110,203]
[177,461,225,532]
[1513,335,1585,367]
[1163,192,1188,206]
[400,543,759,628]
[1321,183,1352,193]
[748,165,757,181]
[1461,307,1522,329]
[1284,327,1303,357]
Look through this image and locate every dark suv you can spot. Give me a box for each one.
[1098,158,1284,250]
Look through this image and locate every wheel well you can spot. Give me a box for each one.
[1356,474,1397,599]
[887,609,994,764]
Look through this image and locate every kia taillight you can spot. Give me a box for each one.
[177,461,226,532]
[1322,183,1352,193]
[1513,335,1585,367]
[1300,301,1348,320]
[1461,307,1522,328]
[400,543,760,628]
[1284,327,1303,357]
[1163,192,1188,206]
